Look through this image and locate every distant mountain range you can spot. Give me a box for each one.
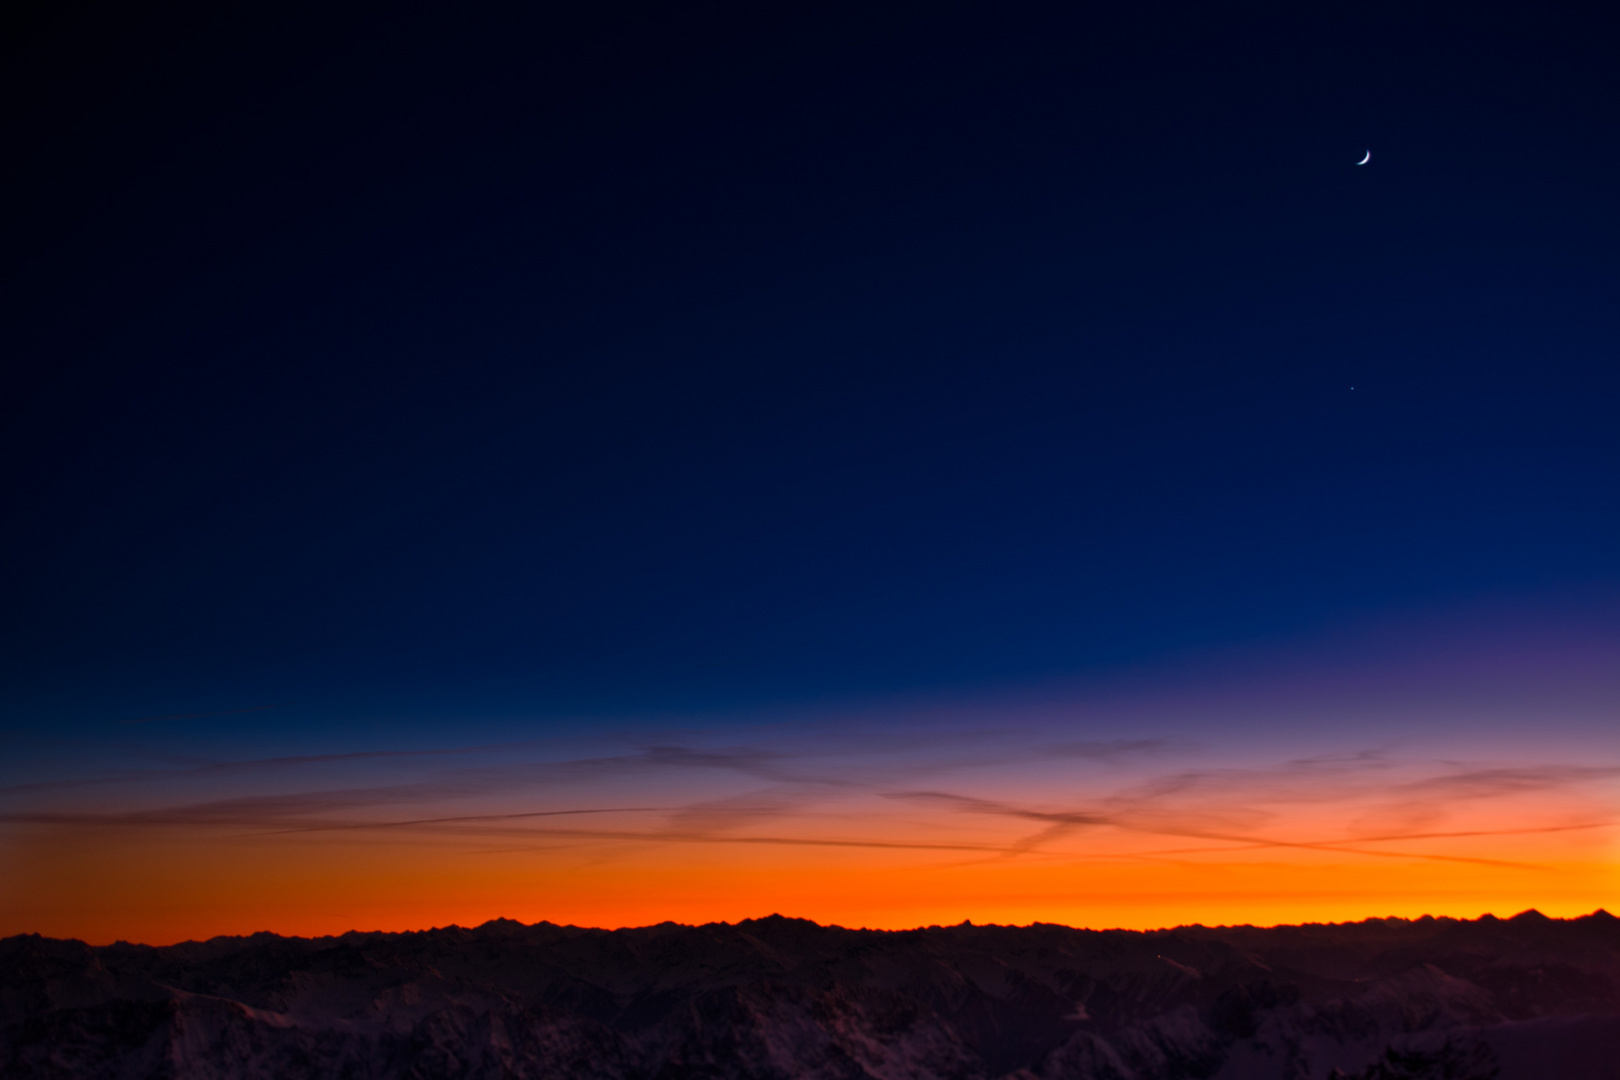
[5,910,1619,1079]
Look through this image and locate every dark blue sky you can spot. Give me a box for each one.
[3,0,1618,728]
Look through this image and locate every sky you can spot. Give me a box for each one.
[2,0,1618,944]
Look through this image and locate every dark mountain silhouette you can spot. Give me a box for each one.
[5,910,1620,1078]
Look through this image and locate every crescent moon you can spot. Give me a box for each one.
[1356,150,1371,165]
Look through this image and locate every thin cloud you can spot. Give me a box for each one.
[0,807,1003,855]
[1043,739,1170,760]
[638,745,843,786]
[0,731,1175,802]
[0,742,836,799]
[666,790,809,833]
[880,776,1608,870]
[7,731,1616,877]
[1388,765,1620,800]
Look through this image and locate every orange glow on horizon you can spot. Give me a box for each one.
[4,805,1613,945]
[6,705,1617,946]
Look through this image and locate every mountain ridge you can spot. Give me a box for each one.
[5,911,1620,1078]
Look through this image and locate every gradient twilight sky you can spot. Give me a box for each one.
[2,0,1618,944]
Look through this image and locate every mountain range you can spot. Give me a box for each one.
[5,910,1620,1079]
